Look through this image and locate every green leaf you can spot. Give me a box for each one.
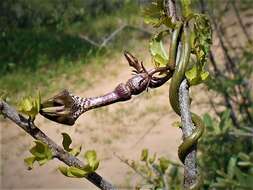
[185,65,209,86]
[238,152,250,161]
[169,165,178,178]
[238,161,253,167]
[25,141,52,169]
[19,98,33,113]
[61,133,82,156]
[140,149,149,162]
[61,132,72,152]
[150,39,168,67]
[154,30,171,41]
[190,14,212,81]
[82,164,93,173]
[203,113,213,129]
[37,158,48,166]
[69,166,87,178]
[84,150,99,171]
[235,167,253,187]
[227,157,237,179]
[58,166,87,178]
[58,166,69,176]
[69,145,82,157]
[148,153,157,164]
[219,110,232,131]
[18,92,41,120]
[159,157,169,173]
[171,121,182,128]
[143,0,175,28]
[24,156,36,170]
[29,140,52,162]
[45,146,53,160]
[30,141,47,158]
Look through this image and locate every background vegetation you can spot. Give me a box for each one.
[0,0,143,100]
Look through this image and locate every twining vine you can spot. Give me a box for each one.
[0,0,212,189]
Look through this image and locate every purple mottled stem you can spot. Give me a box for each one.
[40,68,171,125]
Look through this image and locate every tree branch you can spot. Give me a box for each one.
[0,101,117,190]
[179,79,197,189]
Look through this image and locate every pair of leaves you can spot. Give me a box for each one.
[18,92,41,120]
[59,133,98,178]
[24,141,53,170]
[58,150,99,178]
[62,132,81,156]
[141,148,156,165]
[237,152,253,168]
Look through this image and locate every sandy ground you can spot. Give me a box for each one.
[1,9,252,190]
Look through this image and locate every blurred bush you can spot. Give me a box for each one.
[0,0,134,30]
[0,0,141,75]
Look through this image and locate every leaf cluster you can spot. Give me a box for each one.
[200,111,253,189]
[144,0,212,86]
[18,92,41,120]
[185,14,212,85]
[59,150,99,178]
[24,141,53,170]
[58,133,99,178]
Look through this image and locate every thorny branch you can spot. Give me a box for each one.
[0,101,117,190]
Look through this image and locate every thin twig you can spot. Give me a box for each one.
[0,101,117,190]
[100,24,128,48]
[79,24,152,48]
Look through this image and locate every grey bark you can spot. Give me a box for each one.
[179,79,198,189]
